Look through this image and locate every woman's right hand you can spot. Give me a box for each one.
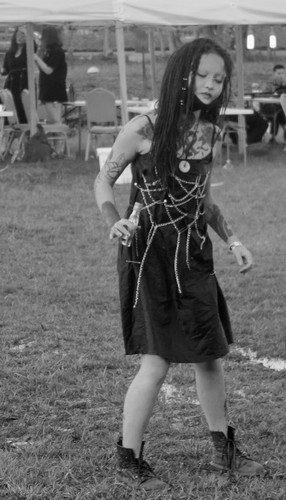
[109,218,135,242]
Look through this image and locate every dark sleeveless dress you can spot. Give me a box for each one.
[117,123,233,363]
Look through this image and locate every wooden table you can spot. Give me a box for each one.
[0,109,14,160]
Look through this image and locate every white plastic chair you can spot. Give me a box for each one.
[84,88,121,161]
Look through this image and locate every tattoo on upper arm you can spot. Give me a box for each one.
[95,152,128,187]
[205,201,233,242]
[136,120,153,141]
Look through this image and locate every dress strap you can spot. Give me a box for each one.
[143,114,154,131]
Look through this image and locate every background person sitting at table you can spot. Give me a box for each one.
[260,64,286,143]
[267,64,286,94]
[33,26,67,124]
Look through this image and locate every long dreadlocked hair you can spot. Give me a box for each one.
[151,37,233,186]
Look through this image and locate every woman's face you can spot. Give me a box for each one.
[191,53,225,105]
[15,27,26,46]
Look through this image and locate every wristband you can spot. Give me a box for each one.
[229,241,243,251]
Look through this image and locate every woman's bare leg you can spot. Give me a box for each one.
[194,358,228,435]
[122,354,170,457]
[43,102,62,123]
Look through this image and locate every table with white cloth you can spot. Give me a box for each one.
[107,104,252,168]
[244,94,280,105]
[0,110,14,160]
[100,104,252,167]
[120,99,156,117]
[61,100,250,164]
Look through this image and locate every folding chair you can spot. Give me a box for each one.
[0,89,30,162]
[21,90,71,158]
[219,118,247,169]
[279,94,286,150]
[280,93,286,117]
[84,88,121,161]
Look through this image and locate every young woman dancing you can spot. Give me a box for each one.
[94,37,264,491]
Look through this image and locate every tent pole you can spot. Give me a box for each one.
[235,25,246,162]
[115,21,128,124]
[26,23,37,135]
[148,28,157,99]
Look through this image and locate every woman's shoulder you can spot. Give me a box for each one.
[116,112,155,156]
[126,111,155,137]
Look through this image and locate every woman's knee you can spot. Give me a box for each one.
[193,358,223,375]
[139,354,170,384]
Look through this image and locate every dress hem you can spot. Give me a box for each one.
[123,345,232,364]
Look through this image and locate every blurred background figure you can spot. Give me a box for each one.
[34,26,67,124]
[268,64,286,94]
[261,64,286,142]
[1,26,37,123]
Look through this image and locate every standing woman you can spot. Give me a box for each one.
[1,26,36,123]
[94,38,265,491]
[33,26,67,124]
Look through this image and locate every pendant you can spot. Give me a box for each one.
[178,160,191,173]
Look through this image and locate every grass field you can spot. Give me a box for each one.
[0,139,286,499]
[0,47,286,499]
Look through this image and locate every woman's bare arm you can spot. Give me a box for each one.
[34,53,54,75]
[204,175,234,243]
[204,173,252,273]
[94,114,153,234]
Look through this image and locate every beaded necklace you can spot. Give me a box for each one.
[129,115,217,308]
[130,161,209,307]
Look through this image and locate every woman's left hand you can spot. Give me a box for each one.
[231,244,253,274]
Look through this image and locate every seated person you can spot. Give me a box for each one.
[227,110,268,146]
[260,64,286,142]
[267,64,286,95]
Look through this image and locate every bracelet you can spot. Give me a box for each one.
[229,241,243,251]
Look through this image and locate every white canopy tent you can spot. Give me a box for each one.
[1,0,286,24]
[1,0,286,137]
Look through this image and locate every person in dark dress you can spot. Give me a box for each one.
[94,38,265,491]
[1,26,36,123]
[33,26,67,124]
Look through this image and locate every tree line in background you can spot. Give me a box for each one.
[1,23,286,61]
[64,24,286,58]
